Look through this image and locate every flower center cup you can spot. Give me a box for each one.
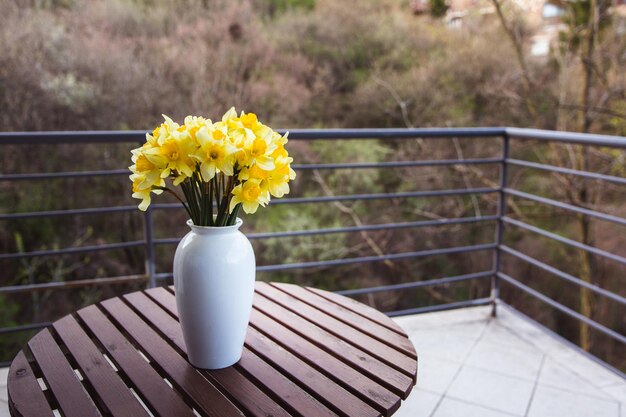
[251,139,266,157]
[243,184,261,201]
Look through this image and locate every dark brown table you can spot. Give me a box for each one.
[7,282,418,417]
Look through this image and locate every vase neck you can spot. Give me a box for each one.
[187,218,243,235]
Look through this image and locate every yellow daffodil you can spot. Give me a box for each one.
[239,164,271,182]
[240,111,273,140]
[193,125,237,180]
[142,115,199,185]
[131,177,163,211]
[183,116,207,145]
[131,110,293,225]
[243,136,277,171]
[221,107,239,124]
[229,179,270,214]
[129,149,164,191]
[266,156,296,198]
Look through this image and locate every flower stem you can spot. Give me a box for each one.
[208,178,214,226]
[227,203,241,226]
[181,180,200,224]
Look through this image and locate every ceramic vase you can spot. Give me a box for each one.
[173,218,255,369]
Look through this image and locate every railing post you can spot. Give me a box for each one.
[144,206,156,288]
[135,137,157,289]
[491,133,509,317]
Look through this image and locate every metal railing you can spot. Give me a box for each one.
[1,127,625,373]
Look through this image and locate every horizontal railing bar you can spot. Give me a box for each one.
[502,217,626,266]
[0,169,130,181]
[150,188,498,211]
[499,245,626,305]
[2,128,623,146]
[337,271,494,296]
[497,272,626,344]
[283,128,507,140]
[0,205,137,220]
[249,215,498,239]
[0,159,502,183]
[155,272,173,281]
[0,131,145,144]
[504,188,626,227]
[0,322,51,335]
[505,127,626,148]
[153,215,499,246]
[0,127,506,145]
[270,188,497,206]
[256,243,496,272]
[0,241,145,260]
[385,297,492,317]
[0,274,148,294]
[292,158,502,170]
[506,159,626,185]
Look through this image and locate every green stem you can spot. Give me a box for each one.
[227,203,241,226]
[218,196,229,226]
[193,175,203,221]
[181,180,200,224]
[213,175,220,210]
[194,173,207,226]
[208,179,214,226]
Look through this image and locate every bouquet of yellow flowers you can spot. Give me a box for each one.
[129,108,296,226]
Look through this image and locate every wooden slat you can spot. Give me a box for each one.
[124,292,186,350]
[7,351,55,417]
[154,285,411,402]
[9,283,418,417]
[250,307,400,415]
[27,329,101,417]
[144,288,347,417]
[254,291,413,398]
[77,305,196,417]
[307,287,407,336]
[236,346,339,417]
[204,366,291,417]
[245,326,380,417]
[145,287,178,316]
[100,297,244,417]
[126,291,292,417]
[53,315,150,417]
[272,283,416,359]
[257,283,416,377]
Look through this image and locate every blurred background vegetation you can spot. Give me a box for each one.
[0,0,625,369]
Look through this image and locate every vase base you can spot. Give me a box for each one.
[187,351,243,370]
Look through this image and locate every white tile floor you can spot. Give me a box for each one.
[0,304,623,417]
[394,304,625,417]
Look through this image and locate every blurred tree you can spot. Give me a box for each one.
[491,0,624,353]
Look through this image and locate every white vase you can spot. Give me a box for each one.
[173,218,255,369]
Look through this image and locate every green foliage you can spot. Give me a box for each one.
[0,294,25,362]
[558,0,613,50]
[429,0,448,18]
[264,0,315,16]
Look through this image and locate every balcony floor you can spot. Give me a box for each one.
[0,304,624,417]
[393,304,625,417]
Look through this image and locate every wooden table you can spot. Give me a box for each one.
[7,282,418,417]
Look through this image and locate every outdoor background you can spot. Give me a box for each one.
[0,0,625,370]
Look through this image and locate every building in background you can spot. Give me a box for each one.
[410,0,625,58]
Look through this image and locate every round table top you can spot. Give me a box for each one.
[8,282,417,417]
